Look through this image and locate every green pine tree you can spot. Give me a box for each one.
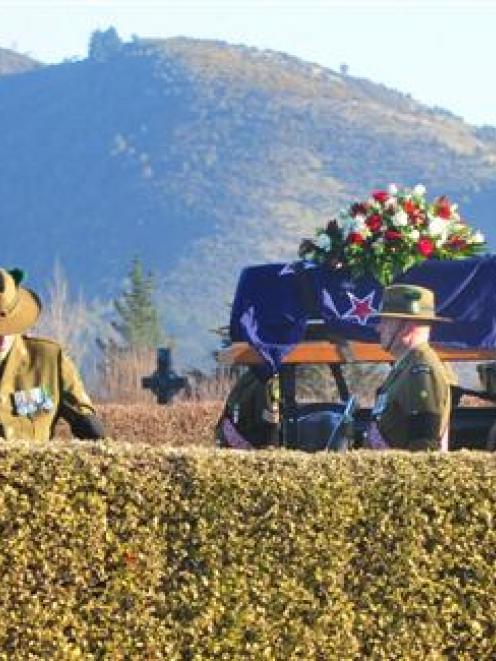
[112,257,165,349]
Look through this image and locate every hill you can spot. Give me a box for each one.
[0,47,41,75]
[1,36,496,367]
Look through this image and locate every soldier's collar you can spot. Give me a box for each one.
[0,334,18,363]
[392,349,411,372]
[396,341,430,366]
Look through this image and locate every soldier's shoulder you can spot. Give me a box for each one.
[411,343,444,367]
[406,346,438,377]
[409,363,433,376]
[23,335,61,348]
[22,335,63,354]
[408,345,452,391]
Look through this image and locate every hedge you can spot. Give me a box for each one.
[54,402,223,447]
[0,442,494,659]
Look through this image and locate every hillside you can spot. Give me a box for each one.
[1,36,496,368]
[0,47,41,75]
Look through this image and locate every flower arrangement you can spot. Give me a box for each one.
[298,184,486,285]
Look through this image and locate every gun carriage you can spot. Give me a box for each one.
[217,257,496,451]
[218,337,496,451]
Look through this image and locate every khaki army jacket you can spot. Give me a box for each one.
[372,342,455,451]
[216,370,280,448]
[0,335,97,441]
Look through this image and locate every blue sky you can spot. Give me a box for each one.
[1,0,495,127]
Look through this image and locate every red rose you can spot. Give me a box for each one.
[434,196,451,219]
[403,199,418,216]
[417,237,434,256]
[366,214,382,232]
[347,232,365,245]
[372,190,389,204]
[385,229,402,241]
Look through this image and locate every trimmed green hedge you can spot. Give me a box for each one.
[0,442,495,659]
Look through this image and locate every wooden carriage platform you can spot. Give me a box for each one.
[218,337,496,451]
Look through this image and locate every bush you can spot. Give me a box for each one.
[0,444,494,658]
[54,402,223,447]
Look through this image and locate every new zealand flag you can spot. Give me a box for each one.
[229,255,496,375]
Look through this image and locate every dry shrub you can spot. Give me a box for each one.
[96,346,240,404]
[33,261,98,368]
[179,369,240,402]
[97,347,157,403]
[52,393,494,450]
[54,402,223,447]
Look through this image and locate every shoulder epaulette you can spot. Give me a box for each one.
[22,335,62,351]
[22,335,62,350]
[410,364,432,375]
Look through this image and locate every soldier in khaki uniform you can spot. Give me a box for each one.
[0,267,105,441]
[215,368,280,449]
[367,284,455,451]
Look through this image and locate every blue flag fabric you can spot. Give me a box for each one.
[229,263,309,375]
[229,255,496,375]
[398,256,496,348]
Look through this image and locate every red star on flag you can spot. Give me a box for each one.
[341,291,378,325]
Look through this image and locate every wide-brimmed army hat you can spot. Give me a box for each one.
[0,268,41,335]
[374,284,451,323]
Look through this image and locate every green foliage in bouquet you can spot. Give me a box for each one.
[299,184,486,285]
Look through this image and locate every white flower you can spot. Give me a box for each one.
[339,222,353,238]
[339,213,367,238]
[413,184,426,197]
[316,233,332,251]
[336,215,349,231]
[385,197,398,211]
[428,216,448,238]
[388,183,398,196]
[392,209,408,227]
[471,230,485,244]
[367,198,381,212]
[353,214,367,228]
[348,215,367,236]
[337,211,353,230]
[410,228,420,241]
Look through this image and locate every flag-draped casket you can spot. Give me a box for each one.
[229,255,496,375]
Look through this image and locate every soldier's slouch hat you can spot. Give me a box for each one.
[374,284,451,323]
[0,268,41,334]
